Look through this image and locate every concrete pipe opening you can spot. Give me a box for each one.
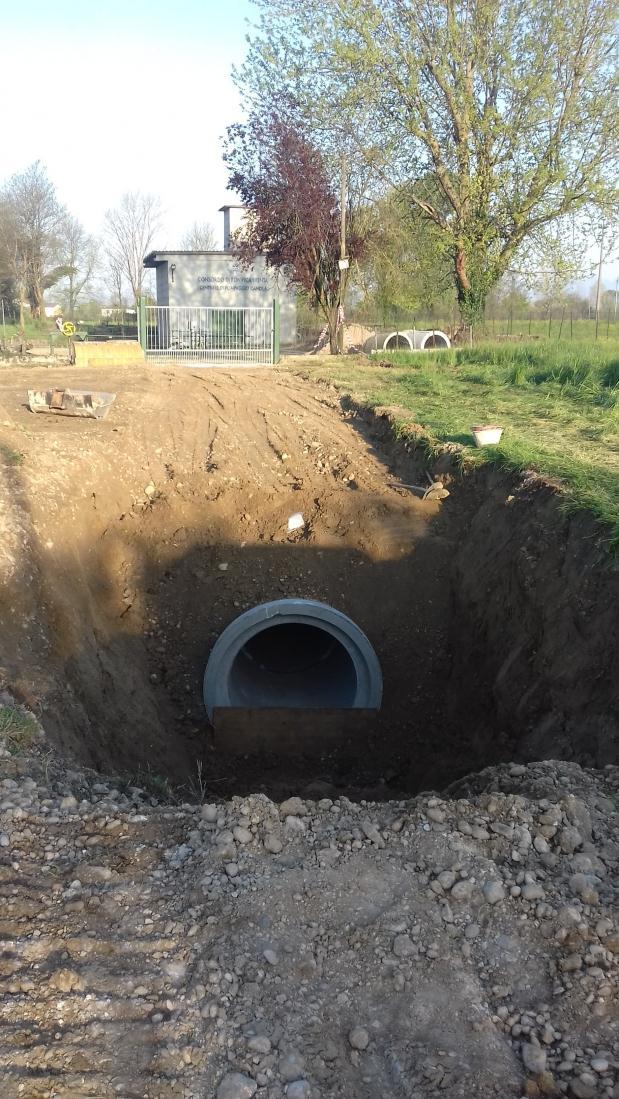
[383,329,451,351]
[203,599,382,720]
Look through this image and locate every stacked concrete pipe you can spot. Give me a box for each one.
[383,329,451,351]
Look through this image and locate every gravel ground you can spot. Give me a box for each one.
[0,713,617,1098]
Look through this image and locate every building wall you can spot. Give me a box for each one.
[155,252,296,343]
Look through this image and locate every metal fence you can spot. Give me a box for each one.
[140,304,277,365]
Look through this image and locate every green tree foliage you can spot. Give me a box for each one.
[355,184,455,321]
[236,0,619,322]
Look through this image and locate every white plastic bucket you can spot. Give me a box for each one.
[472,425,503,447]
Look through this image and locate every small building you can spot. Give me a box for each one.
[144,206,297,344]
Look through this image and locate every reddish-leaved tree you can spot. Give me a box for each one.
[224,113,365,353]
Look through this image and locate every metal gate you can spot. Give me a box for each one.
[139,303,279,365]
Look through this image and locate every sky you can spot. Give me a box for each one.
[1,0,616,293]
[0,0,256,249]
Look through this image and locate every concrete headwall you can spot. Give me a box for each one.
[74,341,145,368]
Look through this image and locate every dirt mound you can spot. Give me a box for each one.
[0,365,617,799]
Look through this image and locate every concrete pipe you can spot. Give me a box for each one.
[203,599,382,720]
[383,329,451,351]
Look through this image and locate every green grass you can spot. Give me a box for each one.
[1,319,54,340]
[284,339,619,546]
[0,706,39,753]
[0,444,25,466]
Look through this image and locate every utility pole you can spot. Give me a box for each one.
[594,232,604,340]
[337,154,348,354]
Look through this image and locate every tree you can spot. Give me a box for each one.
[0,202,23,323]
[104,192,162,305]
[0,161,68,320]
[354,183,455,322]
[224,113,367,353]
[57,214,99,317]
[105,254,128,314]
[236,0,619,323]
[181,221,217,250]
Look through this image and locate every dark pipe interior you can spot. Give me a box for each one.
[424,334,448,348]
[228,623,358,708]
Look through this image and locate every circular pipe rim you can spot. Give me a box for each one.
[382,329,451,351]
[203,598,382,720]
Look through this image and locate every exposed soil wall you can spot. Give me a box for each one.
[448,472,619,768]
[0,365,616,799]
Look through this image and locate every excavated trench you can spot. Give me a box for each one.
[0,367,617,800]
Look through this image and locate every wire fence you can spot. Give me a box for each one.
[287,311,619,354]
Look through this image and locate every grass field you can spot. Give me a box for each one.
[285,340,619,546]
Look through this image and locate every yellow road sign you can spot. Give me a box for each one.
[62,321,76,337]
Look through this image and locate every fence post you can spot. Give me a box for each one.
[138,297,147,352]
[271,299,280,364]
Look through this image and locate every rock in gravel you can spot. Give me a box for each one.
[216,1072,258,1099]
[263,832,283,853]
[348,1026,370,1050]
[427,807,445,823]
[521,882,545,901]
[437,870,457,890]
[49,968,84,993]
[483,880,505,905]
[451,879,474,901]
[279,796,307,817]
[393,933,415,957]
[558,826,583,854]
[522,1041,547,1074]
[248,1036,272,1054]
[590,1058,609,1073]
[569,1081,596,1099]
[286,1082,311,1099]
[361,819,385,847]
[279,1051,306,1082]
